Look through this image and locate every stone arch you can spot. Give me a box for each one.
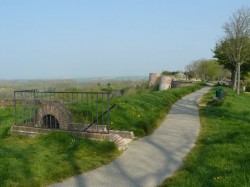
[36,102,71,130]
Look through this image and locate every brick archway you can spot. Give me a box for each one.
[36,102,71,130]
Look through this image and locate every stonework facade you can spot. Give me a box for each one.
[159,75,172,90]
[36,101,72,130]
[149,72,193,90]
[149,73,173,90]
[149,73,161,86]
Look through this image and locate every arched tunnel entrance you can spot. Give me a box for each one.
[42,114,60,129]
[36,102,72,130]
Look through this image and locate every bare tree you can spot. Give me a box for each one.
[185,59,223,81]
[222,6,250,94]
[185,60,200,80]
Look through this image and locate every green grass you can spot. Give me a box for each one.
[0,83,204,186]
[0,107,120,187]
[46,83,204,137]
[160,86,250,187]
[110,84,204,137]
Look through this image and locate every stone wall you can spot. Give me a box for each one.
[149,75,195,90]
[171,81,193,88]
[159,75,172,90]
[11,125,134,150]
[149,73,161,86]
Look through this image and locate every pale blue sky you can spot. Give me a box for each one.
[0,0,250,79]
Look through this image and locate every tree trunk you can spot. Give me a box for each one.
[237,63,241,94]
[231,71,235,88]
[233,66,237,91]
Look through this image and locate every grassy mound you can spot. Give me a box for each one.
[0,107,119,187]
[111,84,204,137]
[0,83,203,186]
[160,87,250,186]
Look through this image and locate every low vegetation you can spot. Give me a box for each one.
[110,83,204,137]
[0,78,147,99]
[0,83,204,186]
[0,107,120,187]
[160,86,250,186]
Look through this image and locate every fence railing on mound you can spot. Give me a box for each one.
[14,89,113,133]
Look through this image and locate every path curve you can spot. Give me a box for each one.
[49,87,211,187]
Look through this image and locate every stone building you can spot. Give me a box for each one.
[159,75,172,90]
[148,73,161,86]
[148,73,172,90]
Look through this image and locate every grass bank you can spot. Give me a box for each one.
[110,83,204,137]
[160,86,250,186]
[0,107,119,187]
[0,83,203,186]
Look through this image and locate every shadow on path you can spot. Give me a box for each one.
[49,87,211,187]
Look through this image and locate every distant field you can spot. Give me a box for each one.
[0,77,147,99]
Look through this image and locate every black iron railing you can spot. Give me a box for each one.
[14,90,113,133]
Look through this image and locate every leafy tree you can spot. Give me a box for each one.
[215,7,250,94]
[162,71,173,76]
[213,41,235,81]
[214,39,250,84]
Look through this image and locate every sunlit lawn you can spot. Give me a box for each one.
[0,83,204,186]
[160,87,250,187]
[0,107,120,187]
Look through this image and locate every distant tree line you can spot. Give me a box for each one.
[185,59,230,81]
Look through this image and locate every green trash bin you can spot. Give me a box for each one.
[216,88,223,98]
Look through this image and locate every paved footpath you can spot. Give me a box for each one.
[50,87,211,187]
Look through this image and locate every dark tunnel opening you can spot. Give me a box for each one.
[42,114,60,129]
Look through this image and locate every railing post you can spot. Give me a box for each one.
[34,90,36,127]
[107,93,110,133]
[22,92,24,125]
[14,91,16,125]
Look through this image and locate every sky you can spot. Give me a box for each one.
[0,0,250,80]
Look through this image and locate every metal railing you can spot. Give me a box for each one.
[14,90,112,133]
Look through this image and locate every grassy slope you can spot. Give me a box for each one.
[160,87,250,187]
[110,84,204,137]
[0,107,119,187]
[0,84,203,186]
